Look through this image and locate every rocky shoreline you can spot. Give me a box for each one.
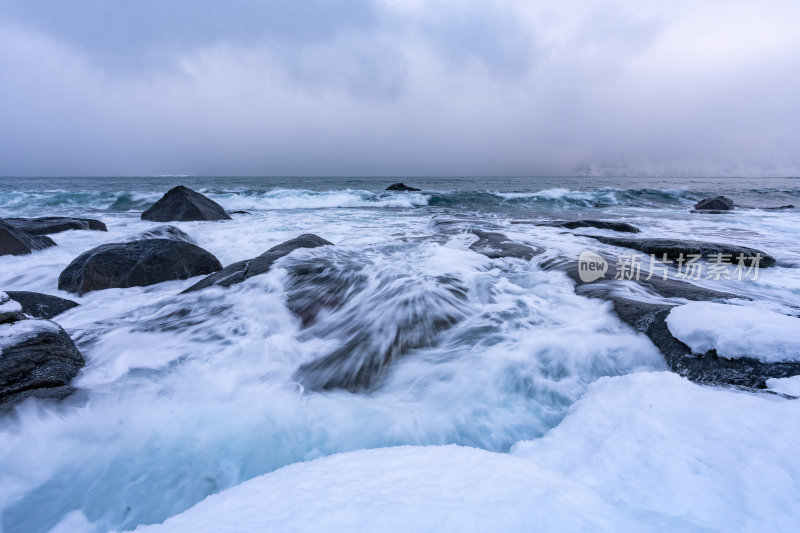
[1,186,799,413]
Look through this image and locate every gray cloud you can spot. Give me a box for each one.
[0,0,798,177]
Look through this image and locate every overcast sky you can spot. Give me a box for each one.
[0,0,798,177]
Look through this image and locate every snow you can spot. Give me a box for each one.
[0,319,60,349]
[767,376,800,396]
[134,372,800,533]
[132,445,645,533]
[0,291,22,319]
[666,302,800,362]
[512,372,800,532]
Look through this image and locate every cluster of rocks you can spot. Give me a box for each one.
[431,211,795,392]
[2,186,798,412]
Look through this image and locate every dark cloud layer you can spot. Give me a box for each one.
[0,0,798,177]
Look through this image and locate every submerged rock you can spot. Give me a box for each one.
[0,303,85,413]
[182,234,333,293]
[386,183,421,192]
[58,239,222,295]
[693,196,735,211]
[128,225,196,243]
[294,263,469,391]
[2,217,107,235]
[4,291,79,320]
[586,236,776,267]
[0,220,56,256]
[141,186,231,222]
[469,230,541,260]
[530,220,640,233]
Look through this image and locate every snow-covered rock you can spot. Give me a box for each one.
[666,302,800,362]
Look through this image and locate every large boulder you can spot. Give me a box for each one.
[4,291,79,319]
[58,239,223,295]
[693,196,735,211]
[0,300,85,413]
[586,236,776,267]
[141,186,231,222]
[2,217,106,235]
[0,220,56,256]
[386,183,421,192]
[182,234,333,293]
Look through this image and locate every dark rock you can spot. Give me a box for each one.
[0,318,85,413]
[764,205,795,210]
[228,210,251,215]
[585,236,776,267]
[386,183,421,192]
[0,221,56,256]
[182,234,333,293]
[693,196,735,211]
[469,230,541,260]
[610,298,800,389]
[531,220,640,233]
[247,234,333,278]
[2,217,107,235]
[141,186,231,222]
[129,225,195,243]
[4,291,79,319]
[181,260,251,293]
[58,239,223,295]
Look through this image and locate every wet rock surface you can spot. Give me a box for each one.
[2,217,107,235]
[521,219,640,233]
[693,196,735,211]
[182,234,334,293]
[59,239,223,295]
[141,186,231,222]
[129,225,196,243]
[469,230,541,260]
[3,291,79,320]
[386,183,421,192]
[0,220,56,256]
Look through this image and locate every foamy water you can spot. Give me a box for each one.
[1,177,799,532]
